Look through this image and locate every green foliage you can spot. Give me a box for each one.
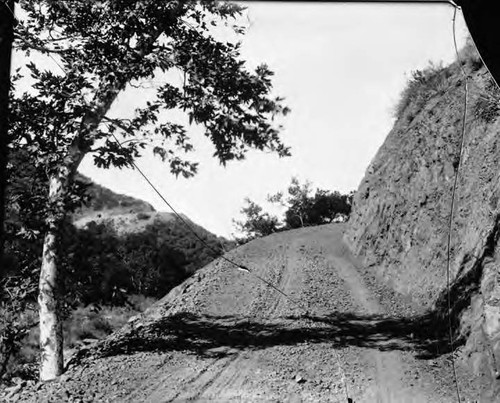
[1,212,229,381]
[457,37,483,72]
[9,1,289,377]
[59,215,229,305]
[75,175,155,215]
[62,302,154,348]
[394,39,485,125]
[3,145,231,305]
[307,189,353,226]
[278,177,313,228]
[1,146,233,381]
[0,297,37,382]
[1,298,154,382]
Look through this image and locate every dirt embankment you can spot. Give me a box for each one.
[10,225,484,402]
[346,51,500,396]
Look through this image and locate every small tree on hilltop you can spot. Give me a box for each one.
[233,198,280,241]
[308,189,352,225]
[269,178,353,228]
[11,0,289,380]
[268,177,313,228]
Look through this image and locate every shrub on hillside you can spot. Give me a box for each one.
[63,300,153,348]
[394,63,453,122]
[233,198,281,241]
[457,37,483,72]
[137,212,151,220]
[473,76,500,123]
[394,39,485,124]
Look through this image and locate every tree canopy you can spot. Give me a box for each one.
[233,198,280,240]
[8,0,290,380]
[235,178,354,241]
[11,0,290,183]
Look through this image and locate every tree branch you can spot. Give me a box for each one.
[14,33,70,54]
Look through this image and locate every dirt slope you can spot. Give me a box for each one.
[13,224,482,402]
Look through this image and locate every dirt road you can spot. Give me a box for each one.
[18,224,481,402]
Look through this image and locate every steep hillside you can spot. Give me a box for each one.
[75,174,156,217]
[72,175,166,234]
[346,43,500,396]
[67,175,233,295]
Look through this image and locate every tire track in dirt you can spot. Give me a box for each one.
[21,224,473,402]
[127,225,455,402]
[128,239,293,403]
[177,239,297,402]
[189,230,348,402]
[314,227,452,403]
[165,353,241,402]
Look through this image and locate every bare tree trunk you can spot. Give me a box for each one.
[37,88,119,380]
[38,174,65,381]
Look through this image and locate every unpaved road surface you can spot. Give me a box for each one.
[16,224,482,402]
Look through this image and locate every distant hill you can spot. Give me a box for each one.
[73,174,158,233]
[4,167,234,304]
[77,176,155,214]
[65,174,235,302]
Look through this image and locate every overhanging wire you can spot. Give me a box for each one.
[106,130,307,310]
[445,5,467,403]
[106,130,353,401]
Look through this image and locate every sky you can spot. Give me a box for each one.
[77,1,468,238]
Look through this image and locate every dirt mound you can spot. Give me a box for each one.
[10,225,484,402]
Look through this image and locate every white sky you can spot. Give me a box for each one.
[78,2,468,238]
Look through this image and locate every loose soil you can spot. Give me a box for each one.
[11,224,483,402]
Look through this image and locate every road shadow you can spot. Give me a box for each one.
[78,310,455,363]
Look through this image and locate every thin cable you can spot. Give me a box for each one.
[34,34,352,401]
[445,5,467,403]
[107,130,307,313]
[1,0,14,18]
[17,4,309,319]
[107,130,353,401]
[17,2,351,394]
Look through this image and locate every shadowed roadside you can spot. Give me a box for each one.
[71,310,454,366]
